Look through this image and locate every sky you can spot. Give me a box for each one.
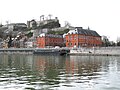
[0,0,120,41]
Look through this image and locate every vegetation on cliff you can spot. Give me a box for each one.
[48,29,69,35]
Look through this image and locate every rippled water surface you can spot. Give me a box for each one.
[0,54,120,90]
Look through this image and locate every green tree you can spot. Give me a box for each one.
[0,24,3,27]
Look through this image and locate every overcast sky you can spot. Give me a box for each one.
[0,0,120,41]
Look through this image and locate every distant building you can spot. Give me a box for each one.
[32,28,50,38]
[102,35,110,46]
[3,23,27,37]
[27,19,37,29]
[39,16,59,25]
[36,33,64,48]
[116,37,120,43]
[8,23,27,31]
[65,27,102,48]
[25,36,37,48]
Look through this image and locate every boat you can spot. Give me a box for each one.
[69,48,92,55]
[33,48,69,55]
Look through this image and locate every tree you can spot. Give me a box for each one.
[26,32,33,38]
[117,42,120,46]
[8,36,12,48]
[0,24,3,27]
[48,29,69,35]
[116,37,120,46]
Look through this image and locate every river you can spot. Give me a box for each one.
[0,54,120,90]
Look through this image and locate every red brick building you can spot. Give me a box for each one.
[36,33,64,48]
[65,27,102,48]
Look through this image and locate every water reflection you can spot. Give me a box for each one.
[0,54,120,90]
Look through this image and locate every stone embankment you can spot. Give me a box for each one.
[0,48,34,54]
[0,47,120,56]
[0,47,69,55]
[93,47,120,56]
[69,47,120,56]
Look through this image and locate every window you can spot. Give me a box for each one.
[68,43,70,46]
[74,36,76,40]
[70,36,72,40]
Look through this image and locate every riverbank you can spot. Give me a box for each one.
[0,48,34,54]
[0,48,69,55]
[0,47,120,56]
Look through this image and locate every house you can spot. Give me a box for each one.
[8,23,27,31]
[65,27,102,48]
[36,33,64,48]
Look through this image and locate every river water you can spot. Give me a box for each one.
[0,54,120,90]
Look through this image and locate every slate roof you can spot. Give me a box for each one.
[39,33,63,38]
[76,27,101,37]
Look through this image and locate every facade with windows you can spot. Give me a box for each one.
[65,27,102,47]
[36,33,64,48]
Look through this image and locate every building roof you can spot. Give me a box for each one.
[8,23,26,25]
[67,27,101,37]
[39,33,63,38]
[8,23,27,27]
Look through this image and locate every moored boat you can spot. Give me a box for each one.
[33,48,69,55]
[69,48,92,55]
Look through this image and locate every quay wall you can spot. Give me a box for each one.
[93,47,120,56]
[70,47,120,56]
[0,48,69,55]
[0,48,35,54]
[0,47,120,56]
